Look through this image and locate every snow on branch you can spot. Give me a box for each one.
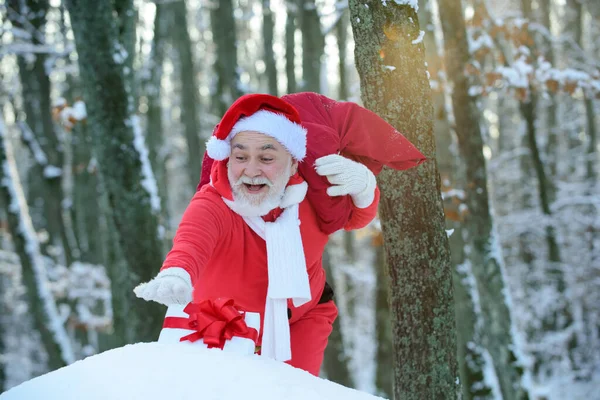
[127,115,162,214]
[16,121,48,166]
[0,43,72,57]
[465,11,600,100]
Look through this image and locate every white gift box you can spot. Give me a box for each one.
[158,304,260,356]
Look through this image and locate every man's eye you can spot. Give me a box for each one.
[235,156,246,161]
[262,158,273,162]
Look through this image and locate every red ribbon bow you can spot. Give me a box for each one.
[163,298,258,349]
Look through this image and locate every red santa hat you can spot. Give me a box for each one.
[206,94,308,161]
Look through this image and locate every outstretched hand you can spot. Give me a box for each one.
[314,154,377,208]
[133,267,193,306]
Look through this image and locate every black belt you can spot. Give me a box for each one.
[287,281,334,319]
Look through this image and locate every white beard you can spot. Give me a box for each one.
[226,163,292,217]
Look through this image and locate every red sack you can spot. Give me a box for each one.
[197,92,426,234]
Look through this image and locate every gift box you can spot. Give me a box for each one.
[158,298,260,356]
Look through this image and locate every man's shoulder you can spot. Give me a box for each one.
[190,185,232,214]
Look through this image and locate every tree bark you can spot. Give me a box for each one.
[65,0,165,344]
[349,2,458,398]
[298,0,324,92]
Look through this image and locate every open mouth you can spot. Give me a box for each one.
[243,183,267,193]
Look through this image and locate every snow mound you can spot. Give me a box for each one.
[1,342,385,400]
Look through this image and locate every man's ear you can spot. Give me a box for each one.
[291,159,299,176]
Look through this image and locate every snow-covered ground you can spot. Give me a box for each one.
[0,342,385,400]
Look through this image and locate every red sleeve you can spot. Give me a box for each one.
[344,186,380,231]
[161,190,227,283]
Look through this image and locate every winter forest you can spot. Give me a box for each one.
[0,0,598,398]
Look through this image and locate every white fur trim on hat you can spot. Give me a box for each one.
[206,135,232,160]
[229,110,307,161]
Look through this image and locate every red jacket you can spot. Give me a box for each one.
[161,171,379,342]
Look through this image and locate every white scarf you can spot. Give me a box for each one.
[222,182,311,362]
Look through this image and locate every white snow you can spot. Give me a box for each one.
[480,347,503,400]
[392,0,419,12]
[497,57,533,89]
[17,121,48,166]
[72,100,87,120]
[0,342,385,400]
[112,43,129,65]
[412,30,425,44]
[43,165,62,178]
[127,115,161,213]
[469,32,493,53]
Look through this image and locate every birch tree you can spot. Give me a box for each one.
[349,2,458,398]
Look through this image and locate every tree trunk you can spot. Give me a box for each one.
[285,0,297,94]
[373,242,392,398]
[71,121,104,265]
[168,1,203,186]
[144,2,170,238]
[585,98,597,180]
[298,0,324,92]
[538,0,559,181]
[7,0,74,266]
[262,0,278,96]
[519,2,573,373]
[112,0,136,94]
[321,247,354,388]
[65,0,165,344]
[336,8,349,101]
[563,0,584,174]
[210,0,241,115]
[0,118,75,371]
[418,1,492,398]
[438,0,528,398]
[349,2,458,399]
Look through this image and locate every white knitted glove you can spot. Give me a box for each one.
[133,267,193,306]
[314,154,377,208]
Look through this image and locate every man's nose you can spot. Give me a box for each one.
[244,159,262,177]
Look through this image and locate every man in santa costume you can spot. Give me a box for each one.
[135,92,425,376]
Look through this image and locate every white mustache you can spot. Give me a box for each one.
[235,176,273,187]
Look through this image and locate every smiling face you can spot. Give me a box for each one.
[227,131,298,215]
